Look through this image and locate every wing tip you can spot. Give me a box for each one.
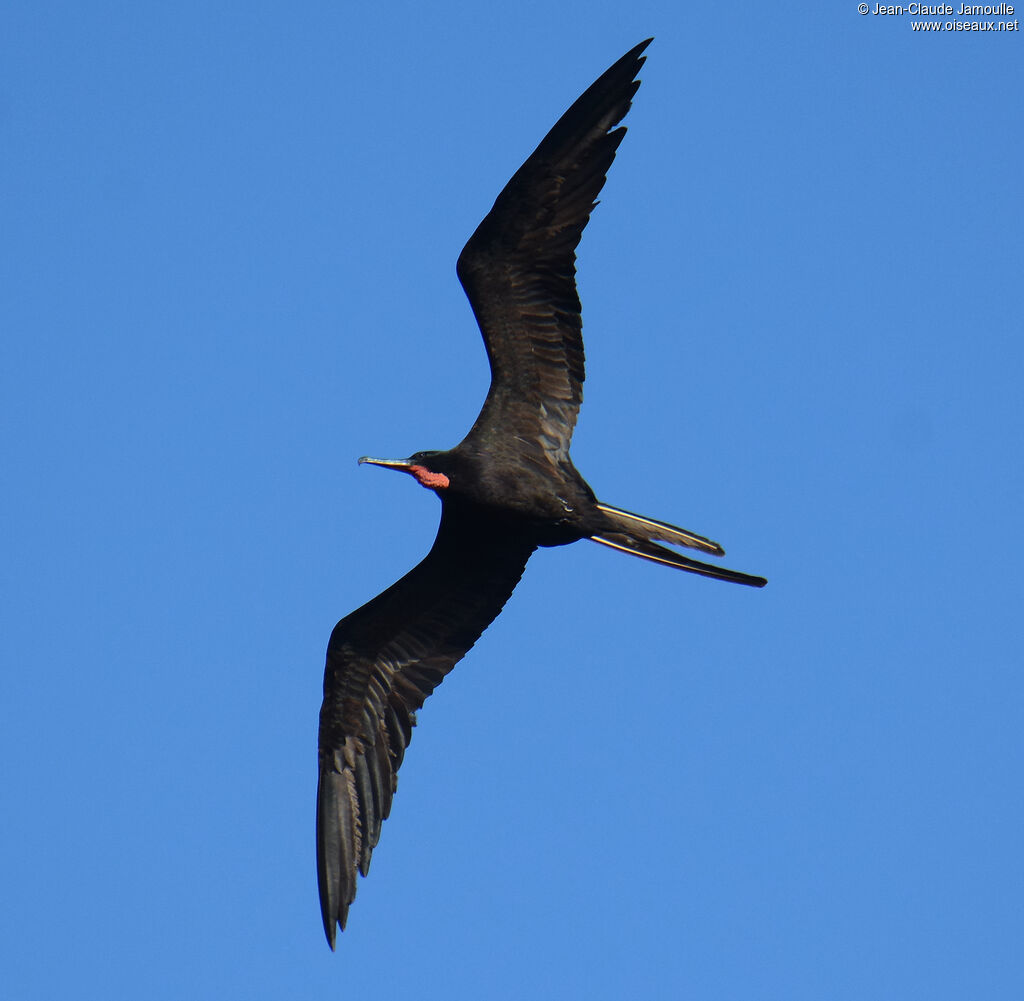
[634,37,655,58]
[316,763,355,950]
[618,37,654,79]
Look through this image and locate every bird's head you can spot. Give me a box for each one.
[358,451,454,492]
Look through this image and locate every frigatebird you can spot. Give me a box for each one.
[317,38,765,948]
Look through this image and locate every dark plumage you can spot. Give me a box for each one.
[317,38,765,948]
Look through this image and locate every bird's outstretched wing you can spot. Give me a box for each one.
[316,506,536,947]
[456,38,652,467]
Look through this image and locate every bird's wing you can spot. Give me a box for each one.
[316,505,536,947]
[456,39,651,467]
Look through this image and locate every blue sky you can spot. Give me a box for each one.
[3,2,1022,998]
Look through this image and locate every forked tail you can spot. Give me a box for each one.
[591,502,767,587]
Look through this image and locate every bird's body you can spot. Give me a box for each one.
[316,39,765,948]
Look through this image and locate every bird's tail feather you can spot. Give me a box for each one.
[595,501,724,555]
[591,502,766,587]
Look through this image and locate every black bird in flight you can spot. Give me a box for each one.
[317,38,765,948]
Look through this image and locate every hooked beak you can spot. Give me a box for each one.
[358,456,415,472]
[358,455,451,491]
